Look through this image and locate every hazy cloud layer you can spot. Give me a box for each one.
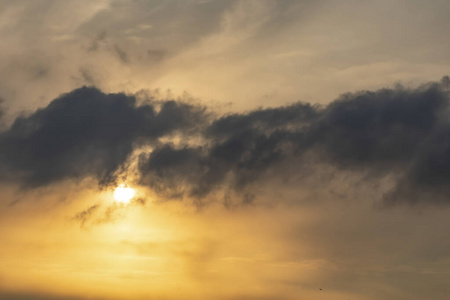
[3,2,450,300]
[2,0,450,116]
[2,77,450,205]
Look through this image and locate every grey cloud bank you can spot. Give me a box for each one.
[0,87,206,188]
[2,77,450,205]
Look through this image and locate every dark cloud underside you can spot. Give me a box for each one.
[0,86,206,187]
[2,77,450,205]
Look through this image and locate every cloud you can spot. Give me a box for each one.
[72,204,100,227]
[71,198,148,227]
[0,86,207,188]
[1,77,450,205]
[139,77,450,205]
[138,103,314,200]
[114,44,129,64]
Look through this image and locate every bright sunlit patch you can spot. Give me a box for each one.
[113,184,135,204]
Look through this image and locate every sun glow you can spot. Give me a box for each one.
[113,184,135,204]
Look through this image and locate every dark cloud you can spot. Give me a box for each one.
[139,78,450,205]
[72,198,147,227]
[114,44,129,64]
[138,102,318,200]
[0,86,207,188]
[311,82,446,166]
[72,204,100,227]
[2,78,450,205]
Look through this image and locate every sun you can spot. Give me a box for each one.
[113,184,135,204]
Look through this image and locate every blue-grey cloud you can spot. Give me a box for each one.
[0,86,207,188]
[2,77,450,205]
[139,77,450,205]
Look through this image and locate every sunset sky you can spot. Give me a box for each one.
[2,1,450,299]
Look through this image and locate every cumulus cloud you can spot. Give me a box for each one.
[2,77,450,205]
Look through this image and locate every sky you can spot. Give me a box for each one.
[1,1,450,299]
